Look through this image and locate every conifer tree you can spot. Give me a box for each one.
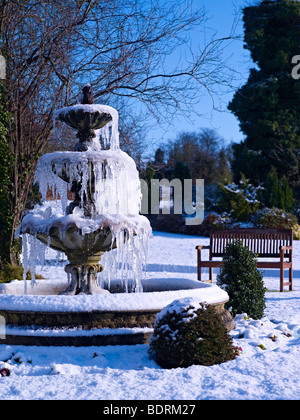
[229,0,300,204]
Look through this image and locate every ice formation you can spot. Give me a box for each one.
[36,149,141,215]
[18,102,151,294]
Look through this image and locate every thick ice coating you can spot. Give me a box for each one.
[36,149,142,216]
[18,101,152,294]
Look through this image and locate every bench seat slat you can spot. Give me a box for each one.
[200,261,292,268]
[211,252,290,258]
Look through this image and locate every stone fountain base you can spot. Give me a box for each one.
[0,280,234,346]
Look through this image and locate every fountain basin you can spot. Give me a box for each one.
[18,212,151,295]
[0,280,234,346]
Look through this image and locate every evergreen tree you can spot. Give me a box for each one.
[229,0,300,203]
[280,176,294,210]
[264,166,280,209]
[217,241,267,319]
[217,149,232,183]
[172,160,190,183]
[216,175,262,222]
[264,166,293,210]
[152,148,167,180]
[154,148,165,164]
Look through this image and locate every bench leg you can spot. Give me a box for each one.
[279,266,293,292]
[197,248,201,281]
[289,266,293,291]
[280,264,284,292]
[197,248,214,283]
[280,250,293,292]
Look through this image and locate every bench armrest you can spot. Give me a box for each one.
[280,246,293,262]
[195,245,211,250]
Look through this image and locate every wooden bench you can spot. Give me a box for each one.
[196,228,293,292]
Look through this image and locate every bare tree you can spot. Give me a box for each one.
[0,0,237,266]
[164,128,230,184]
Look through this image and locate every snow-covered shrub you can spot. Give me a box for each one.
[217,241,266,319]
[293,224,300,240]
[216,175,263,222]
[253,207,298,230]
[204,212,232,229]
[149,297,237,368]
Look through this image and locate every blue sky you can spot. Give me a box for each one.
[146,0,255,152]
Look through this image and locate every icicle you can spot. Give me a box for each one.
[22,234,29,295]
[29,235,37,286]
[36,240,46,271]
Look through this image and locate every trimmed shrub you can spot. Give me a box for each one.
[217,241,266,319]
[149,297,237,369]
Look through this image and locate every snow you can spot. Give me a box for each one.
[0,231,300,400]
[154,296,206,325]
[0,283,228,312]
[19,210,151,238]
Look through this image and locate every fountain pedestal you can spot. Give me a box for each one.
[62,262,104,295]
[32,223,116,295]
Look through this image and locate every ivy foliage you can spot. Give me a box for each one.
[0,87,16,267]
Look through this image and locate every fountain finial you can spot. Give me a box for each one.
[55,84,113,153]
[81,84,94,104]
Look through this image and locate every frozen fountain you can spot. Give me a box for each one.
[19,84,151,296]
[0,85,234,346]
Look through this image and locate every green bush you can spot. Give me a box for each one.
[0,265,44,283]
[149,297,237,368]
[217,241,266,319]
[253,207,298,230]
[263,167,293,211]
[216,175,262,222]
[293,224,300,240]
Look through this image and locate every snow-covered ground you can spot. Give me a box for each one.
[0,231,299,400]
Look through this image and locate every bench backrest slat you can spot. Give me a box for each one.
[210,228,293,257]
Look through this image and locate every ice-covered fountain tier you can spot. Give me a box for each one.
[18,84,151,295]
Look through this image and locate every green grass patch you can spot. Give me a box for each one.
[0,264,44,283]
